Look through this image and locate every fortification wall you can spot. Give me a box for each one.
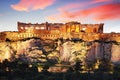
[5,32,60,41]
[0,31,120,42]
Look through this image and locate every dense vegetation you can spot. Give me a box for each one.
[0,58,120,80]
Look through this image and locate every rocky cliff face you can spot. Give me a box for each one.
[0,38,120,64]
[0,39,45,62]
[111,44,120,64]
[60,41,120,64]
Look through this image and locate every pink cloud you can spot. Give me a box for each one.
[79,3,120,21]
[91,0,113,4]
[11,0,56,12]
[47,3,120,21]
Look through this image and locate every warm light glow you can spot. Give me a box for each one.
[40,27,45,30]
[26,27,34,33]
[82,28,86,31]
[35,27,40,29]
[21,27,24,29]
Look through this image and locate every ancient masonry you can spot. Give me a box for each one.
[0,21,120,42]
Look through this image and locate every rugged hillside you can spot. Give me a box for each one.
[0,38,120,65]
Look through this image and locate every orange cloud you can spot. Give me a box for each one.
[47,3,120,21]
[11,0,56,12]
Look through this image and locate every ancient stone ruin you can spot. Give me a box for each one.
[0,21,120,65]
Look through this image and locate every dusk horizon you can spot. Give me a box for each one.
[0,0,120,33]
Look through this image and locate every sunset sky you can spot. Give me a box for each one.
[0,0,120,33]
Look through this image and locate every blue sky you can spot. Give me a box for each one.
[0,0,120,33]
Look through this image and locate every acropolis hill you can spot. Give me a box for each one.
[0,21,120,42]
[0,21,120,64]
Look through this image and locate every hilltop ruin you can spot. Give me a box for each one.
[0,21,120,42]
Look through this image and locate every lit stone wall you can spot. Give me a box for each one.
[1,31,120,42]
[5,32,60,41]
[111,44,120,64]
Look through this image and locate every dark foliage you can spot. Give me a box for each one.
[1,59,120,80]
